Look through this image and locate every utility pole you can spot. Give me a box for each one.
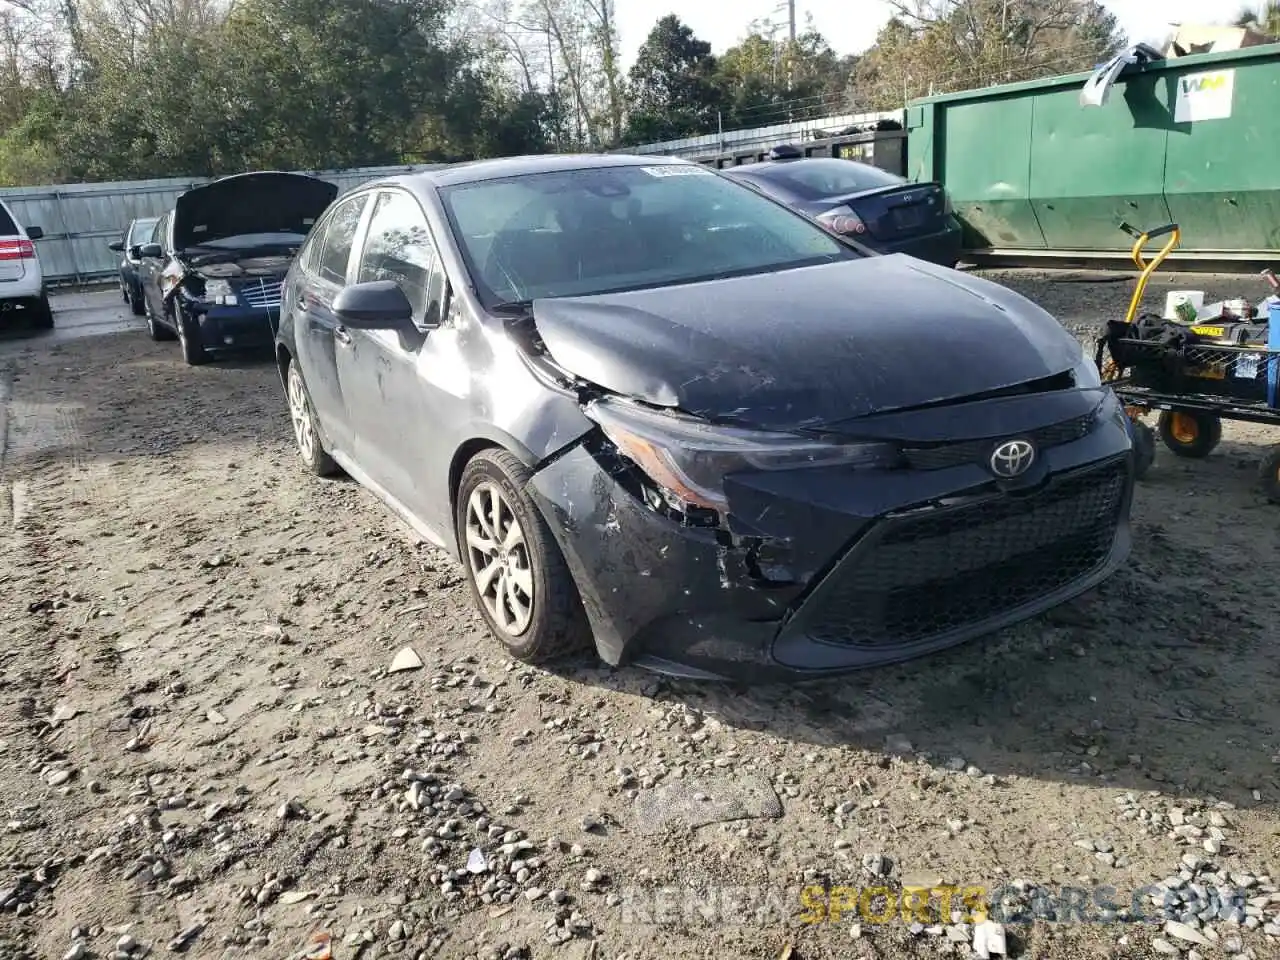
[788,0,796,41]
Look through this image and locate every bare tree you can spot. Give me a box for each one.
[581,0,622,144]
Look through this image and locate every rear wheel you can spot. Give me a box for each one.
[32,292,53,329]
[1260,446,1280,504]
[456,449,591,664]
[285,361,340,477]
[1158,410,1221,459]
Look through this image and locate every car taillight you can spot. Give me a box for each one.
[0,239,36,261]
[817,205,867,236]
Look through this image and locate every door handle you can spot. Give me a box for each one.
[334,325,352,346]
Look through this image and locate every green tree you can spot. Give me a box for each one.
[716,27,851,128]
[624,14,723,144]
[854,0,1124,109]
[1236,2,1280,39]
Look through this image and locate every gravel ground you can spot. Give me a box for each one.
[0,270,1277,960]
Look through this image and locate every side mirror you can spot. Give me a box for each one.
[25,226,43,240]
[108,239,124,252]
[137,242,163,259]
[333,280,414,330]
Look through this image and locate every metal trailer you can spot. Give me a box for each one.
[1095,223,1280,502]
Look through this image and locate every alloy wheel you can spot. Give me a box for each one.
[286,365,317,464]
[464,482,534,636]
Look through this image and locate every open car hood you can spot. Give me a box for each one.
[173,172,337,252]
[529,255,1087,432]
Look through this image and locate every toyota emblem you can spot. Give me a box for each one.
[989,439,1035,478]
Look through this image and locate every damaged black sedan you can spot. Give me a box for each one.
[275,155,1135,682]
[138,172,337,364]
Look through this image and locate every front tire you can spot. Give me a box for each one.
[1131,419,1156,480]
[285,361,340,477]
[456,449,591,664]
[174,302,208,366]
[145,301,175,341]
[128,283,146,316]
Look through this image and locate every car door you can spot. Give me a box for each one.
[289,191,372,459]
[138,215,167,319]
[336,188,464,534]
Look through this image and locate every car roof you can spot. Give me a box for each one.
[368,153,702,191]
[723,157,875,177]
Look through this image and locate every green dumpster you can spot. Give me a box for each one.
[905,43,1280,262]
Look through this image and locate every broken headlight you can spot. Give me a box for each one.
[201,279,238,306]
[584,399,898,514]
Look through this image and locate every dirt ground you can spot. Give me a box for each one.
[0,270,1277,960]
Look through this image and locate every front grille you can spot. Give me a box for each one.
[903,409,1097,471]
[239,278,283,309]
[799,458,1127,649]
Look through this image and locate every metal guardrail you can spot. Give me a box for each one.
[4,116,908,287]
[619,110,905,158]
[689,128,909,178]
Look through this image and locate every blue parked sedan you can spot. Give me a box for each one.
[721,146,964,267]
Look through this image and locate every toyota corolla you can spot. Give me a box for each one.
[273,154,1135,682]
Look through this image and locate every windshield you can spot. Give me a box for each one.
[750,159,907,201]
[439,164,857,305]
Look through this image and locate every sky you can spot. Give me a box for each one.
[613,0,1257,69]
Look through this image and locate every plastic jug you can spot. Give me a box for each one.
[1268,297,1280,409]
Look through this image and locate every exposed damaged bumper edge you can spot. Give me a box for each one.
[526,442,792,671]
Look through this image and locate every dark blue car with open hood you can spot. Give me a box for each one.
[136,171,338,365]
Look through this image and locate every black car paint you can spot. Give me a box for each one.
[724,160,964,266]
[275,154,1135,682]
[171,171,339,251]
[138,173,337,354]
[528,255,1082,432]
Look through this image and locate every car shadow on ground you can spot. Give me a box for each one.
[543,436,1280,810]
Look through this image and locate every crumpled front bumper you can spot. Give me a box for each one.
[525,390,1135,682]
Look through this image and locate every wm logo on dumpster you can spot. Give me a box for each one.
[1174,69,1235,123]
[1180,73,1229,94]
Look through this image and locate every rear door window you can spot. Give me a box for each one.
[317,195,370,285]
[0,204,18,236]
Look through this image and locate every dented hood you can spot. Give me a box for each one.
[530,255,1085,432]
[173,171,337,252]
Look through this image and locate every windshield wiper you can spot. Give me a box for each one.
[491,299,534,316]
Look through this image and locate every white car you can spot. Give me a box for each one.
[0,197,50,330]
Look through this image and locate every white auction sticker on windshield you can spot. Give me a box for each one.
[641,165,712,177]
